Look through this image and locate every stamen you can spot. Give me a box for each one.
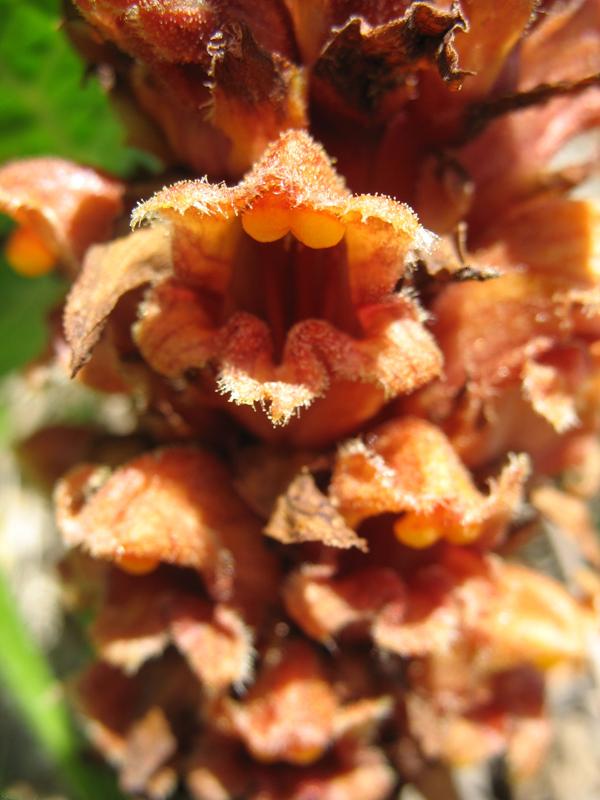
[291,208,345,249]
[242,203,346,249]
[115,554,160,575]
[242,204,291,242]
[393,514,441,548]
[4,225,57,277]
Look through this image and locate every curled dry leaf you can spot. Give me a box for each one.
[265,470,367,552]
[0,157,124,273]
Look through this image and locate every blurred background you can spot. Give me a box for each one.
[0,1,150,796]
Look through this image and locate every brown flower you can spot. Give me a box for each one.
[65,130,442,445]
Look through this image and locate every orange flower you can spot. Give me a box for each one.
[65,130,442,445]
[0,157,124,275]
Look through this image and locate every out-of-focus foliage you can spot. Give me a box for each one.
[0,0,156,378]
[0,216,64,377]
[0,0,150,173]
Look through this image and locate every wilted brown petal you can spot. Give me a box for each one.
[283,564,405,643]
[312,3,468,121]
[91,568,254,690]
[54,447,279,615]
[0,157,123,273]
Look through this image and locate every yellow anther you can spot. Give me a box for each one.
[445,521,481,545]
[241,202,346,249]
[115,554,159,575]
[291,208,345,249]
[287,744,326,765]
[393,514,440,549]
[4,225,57,277]
[241,203,291,243]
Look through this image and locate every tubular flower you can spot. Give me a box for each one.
[4,0,600,798]
[65,130,442,445]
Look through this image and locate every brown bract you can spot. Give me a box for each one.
[329,417,529,548]
[457,0,600,231]
[284,565,405,644]
[54,447,279,615]
[265,470,368,551]
[73,0,304,177]
[284,544,592,671]
[374,547,593,669]
[312,2,468,122]
[65,225,172,375]
[0,157,123,273]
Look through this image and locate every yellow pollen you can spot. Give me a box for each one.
[241,204,291,242]
[115,554,160,575]
[4,225,57,277]
[393,514,441,549]
[290,208,345,249]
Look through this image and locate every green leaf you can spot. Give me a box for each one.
[0,570,124,800]
[0,252,66,378]
[0,0,161,376]
[0,0,155,175]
